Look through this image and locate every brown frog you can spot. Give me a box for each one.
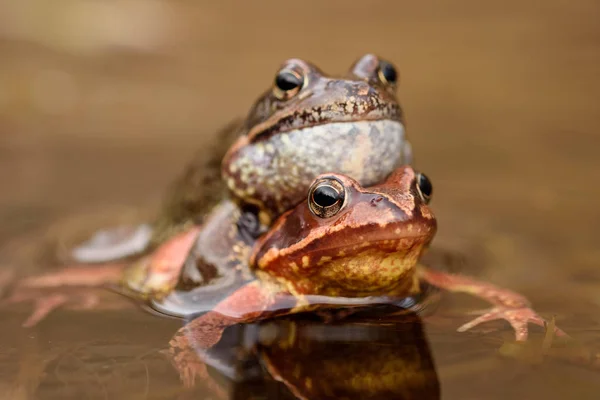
[70,53,411,264]
[4,54,413,325]
[165,166,566,386]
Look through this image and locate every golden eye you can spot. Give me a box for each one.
[377,60,398,85]
[308,178,346,218]
[273,68,305,100]
[415,172,433,204]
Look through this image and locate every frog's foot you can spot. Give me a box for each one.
[166,281,285,386]
[166,313,247,390]
[457,306,567,341]
[2,264,124,327]
[166,328,212,388]
[419,266,567,341]
[4,287,102,327]
[162,346,228,398]
[71,224,153,263]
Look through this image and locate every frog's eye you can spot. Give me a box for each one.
[415,173,433,204]
[273,68,305,100]
[377,60,398,85]
[308,178,346,218]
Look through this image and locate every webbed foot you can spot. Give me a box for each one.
[2,264,124,327]
[5,288,101,327]
[457,305,567,341]
[419,266,567,341]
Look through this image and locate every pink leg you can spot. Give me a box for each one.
[419,266,567,341]
[4,226,201,327]
[166,281,286,387]
[4,265,124,327]
[123,226,201,298]
[5,287,108,327]
[16,264,125,289]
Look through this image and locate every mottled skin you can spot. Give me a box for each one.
[166,166,566,386]
[4,54,412,324]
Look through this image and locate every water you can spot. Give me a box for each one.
[1,0,600,398]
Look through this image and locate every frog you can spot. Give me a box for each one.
[164,165,566,386]
[3,54,413,326]
[69,53,412,265]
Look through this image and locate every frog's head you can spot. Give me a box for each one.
[222,54,412,223]
[250,166,436,297]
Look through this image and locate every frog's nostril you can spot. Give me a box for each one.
[370,197,384,207]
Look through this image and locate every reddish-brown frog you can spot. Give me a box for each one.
[4,54,413,325]
[165,165,566,386]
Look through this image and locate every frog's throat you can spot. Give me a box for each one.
[259,247,422,298]
[224,119,412,214]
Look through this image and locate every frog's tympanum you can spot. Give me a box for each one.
[164,166,565,386]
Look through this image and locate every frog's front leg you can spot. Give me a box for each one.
[418,266,567,341]
[167,281,293,387]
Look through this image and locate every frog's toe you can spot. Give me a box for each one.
[4,289,101,327]
[168,349,204,388]
[457,306,567,341]
[20,293,69,327]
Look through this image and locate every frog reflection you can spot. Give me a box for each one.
[187,307,440,400]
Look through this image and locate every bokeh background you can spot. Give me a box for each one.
[1,1,599,399]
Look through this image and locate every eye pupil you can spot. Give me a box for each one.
[275,71,303,92]
[417,173,433,202]
[313,185,340,208]
[379,61,397,84]
[309,179,346,218]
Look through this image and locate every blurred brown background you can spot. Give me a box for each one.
[0,1,600,398]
